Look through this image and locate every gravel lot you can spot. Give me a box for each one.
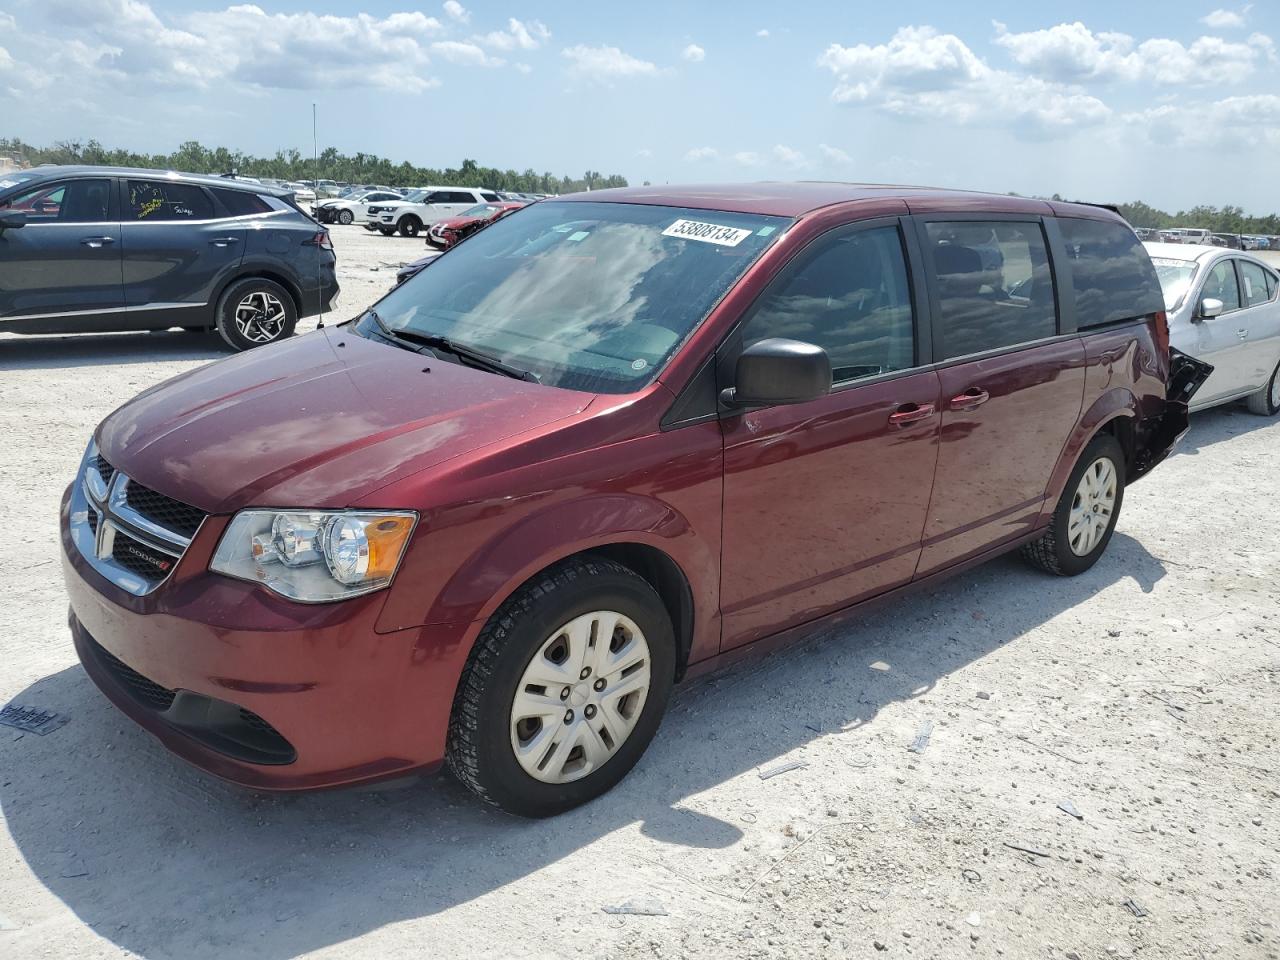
[1,224,1277,960]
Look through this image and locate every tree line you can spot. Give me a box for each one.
[0,137,629,195]
[1044,195,1280,236]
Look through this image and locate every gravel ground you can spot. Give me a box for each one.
[0,224,1276,960]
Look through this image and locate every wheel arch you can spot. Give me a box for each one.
[1040,388,1139,524]
[216,268,304,317]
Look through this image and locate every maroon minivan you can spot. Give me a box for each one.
[61,183,1202,816]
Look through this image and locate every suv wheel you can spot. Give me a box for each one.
[1022,433,1126,576]
[337,209,354,225]
[447,556,675,817]
[1244,361,1280,416]
[398,215,422,238]
[215,278,298,351]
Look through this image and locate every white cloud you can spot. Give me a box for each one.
[684,146,719,161]
[514,62,532,74]
[756,29,770,39]
[993,19,1274,85]
[682,43,705,62]
[1133,92,1280,148]
[732,151,761,166]
[562,44,657,79]
[478,17,550,51]
[636,147,653,157]
[1202,6,1250,29]
[431,40,502,67]
[10,0,447,94]
[819,25,1111,134]
[773,144,807,167]
[818,143,852,164]
[442,1,469,24]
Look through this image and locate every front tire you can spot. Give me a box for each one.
[1021,433,1126,576]
[337,209,354,225]
[398,215,422,238]
[1244,361,1280,416]
[447,556,675,817]
[214,278,298,352]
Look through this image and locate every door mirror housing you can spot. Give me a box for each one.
[1198,297,1225,320]
[0,210,27,231]
[722,338,831,408]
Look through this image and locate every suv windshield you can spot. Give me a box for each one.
[365,201,789,393]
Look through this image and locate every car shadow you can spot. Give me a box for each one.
[0,331,230,370]
[0,533,1167,959]
[1175,402,1278,456]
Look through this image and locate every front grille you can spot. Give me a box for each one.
[72,446,206,597]
[125,483,205,538]
[95,642,177,711]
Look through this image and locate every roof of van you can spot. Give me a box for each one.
[555,181,1125,222]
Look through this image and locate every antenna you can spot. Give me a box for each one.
[313,102,324,330]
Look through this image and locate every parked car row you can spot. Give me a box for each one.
[53,180,1234,820]
[1137,226,1280,250]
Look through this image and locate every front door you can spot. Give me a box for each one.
[719,220,942,650]
[913,218,1086,576]
[119,178,245,325]
[0,177,122,331]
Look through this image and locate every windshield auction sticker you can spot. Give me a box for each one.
[662,219,753,247]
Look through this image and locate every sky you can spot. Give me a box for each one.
[1,0,1278,212]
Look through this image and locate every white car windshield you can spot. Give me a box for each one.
[1150,257,1198,311]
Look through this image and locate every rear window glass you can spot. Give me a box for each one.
[212,188,272,217]
[925,221,1057,359]
[1058,218,1165,329]
[126,180,214,221]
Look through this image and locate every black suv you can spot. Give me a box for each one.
[0,166,339,350]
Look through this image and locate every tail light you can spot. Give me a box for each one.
[304,230,333,251]
[1152,310,1170,359]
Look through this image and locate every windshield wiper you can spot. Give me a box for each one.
[361,310,540,383]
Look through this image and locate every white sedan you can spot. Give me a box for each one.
[311,189,404,225]
[1145,241,1280,415]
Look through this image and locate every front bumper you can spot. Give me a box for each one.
[60,486,472,791]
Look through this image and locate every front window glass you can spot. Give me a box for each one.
[1,179,113,222]
[1150,258,1199,311]
[1202,260,1240,312]
[367,201,789,393]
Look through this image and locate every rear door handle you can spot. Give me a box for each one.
[80,236,115,248]
[888,402,936,428]
[949,387,990,411]
[209,237,241,248]
[1237,329,1249,340]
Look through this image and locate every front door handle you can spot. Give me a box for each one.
[80,236,115,248]
[949,387,990,411]
[209,237,241,248]
[888,402,936,428]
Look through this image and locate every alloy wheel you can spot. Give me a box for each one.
[234,291,287,344]
[1067,456,1117,556]
[509,610,651,784]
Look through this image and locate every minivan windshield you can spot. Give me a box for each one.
[1150,257,1198,311]
[364,201,789,393]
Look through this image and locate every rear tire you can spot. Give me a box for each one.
[447,556,675,817]
[1244,361,1280,416]
[214,277,298,352]
[398,216,422,238]
[337,209,354,225]
[1021,433,1126,576]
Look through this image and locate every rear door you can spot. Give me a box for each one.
[719,218,942,649]
[912,216,1086,577]
[119,179,245,325]
[0,177,122,330]
[1233,258,1280,390]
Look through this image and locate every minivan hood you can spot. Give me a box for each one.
[96,328,592,514]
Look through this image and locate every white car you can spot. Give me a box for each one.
[286,181,317,204]
[369,186,502,237]
[1145,241,1280,415]
[311,189,404,225]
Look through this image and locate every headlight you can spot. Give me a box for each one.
[210,509,417,602]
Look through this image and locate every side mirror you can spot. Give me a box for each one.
[722,338,831,408]
[1198,297,1224,320]
[0,210,27,231]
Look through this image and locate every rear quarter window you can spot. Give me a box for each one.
[211,188,272,217]
[1058,218,1165,329]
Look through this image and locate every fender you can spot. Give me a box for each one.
[1039,388,1136,524]
[389,492,720,663]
